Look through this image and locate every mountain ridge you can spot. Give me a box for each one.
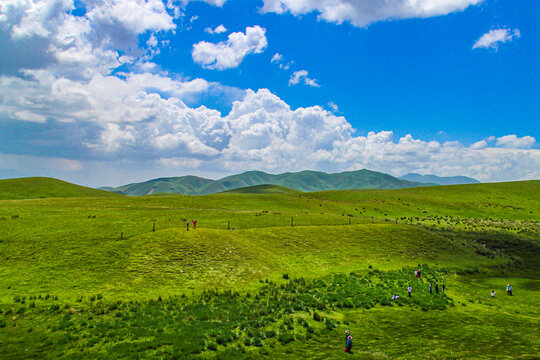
[400,173,480,185]
[102,169,434,196]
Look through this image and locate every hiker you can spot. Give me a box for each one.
[345,335,353,353]
[345,329,350,345]
[429,283,432,294]
[186,220,190,231]
[491,290,496,298]
[435,283,439,294]
[193,219,197,229]
[442,284,446,293]
[507,284,512,296]
[415,270,418,278]
[408,286,412,297]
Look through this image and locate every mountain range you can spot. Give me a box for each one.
[101,169,434,196]
[399,173,480,185]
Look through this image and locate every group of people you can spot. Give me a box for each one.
[491,284,513,298]
[186,219,197,230]
[429,283,445,294]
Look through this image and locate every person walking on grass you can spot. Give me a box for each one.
[345,335,353,353]
[193,219,197,229]
[429,283,433,294]
[186,220,190,231]
[442,284,446,294]
[507,284,512,296]
[435,283,439,294]
[491,290,496,298]
[408,285,412,297]
[344,329,350,346]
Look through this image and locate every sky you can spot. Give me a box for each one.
[0,0,539,187]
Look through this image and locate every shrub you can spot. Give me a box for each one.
[278,332,294,344]
[283,274,289,280]
[207,342,218,351]
[313,311,322,322]
[265,330,277,338]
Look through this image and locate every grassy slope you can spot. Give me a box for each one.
[223,184,299,194]
[0,181,539,359]
[0,177,121,200]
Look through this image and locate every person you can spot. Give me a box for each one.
[193,219,197,229]
[186,220,190,231]
[415,270,418,278]
[429,283,432,294]
[442,284,446,293]
[435,283,439,294]
[491,290,496,298]
[408,286,412,297]
[418,270,421,278]
[507,284,512,296]
[345,335,353,353]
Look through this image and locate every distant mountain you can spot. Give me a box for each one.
[0,177,122,200]
[103,169,430,196]
[399,173,480,186]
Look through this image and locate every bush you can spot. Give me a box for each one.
[207,342,218,351]
[278,332,294,344]
[265,330,277,338]
[313,311,322,322]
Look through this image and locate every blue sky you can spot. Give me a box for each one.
[0,0,538,187]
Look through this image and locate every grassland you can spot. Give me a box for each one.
[0,180,539,359]
[0,177,120,200]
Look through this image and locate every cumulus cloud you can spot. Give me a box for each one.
[496,135,535,149]
[204,24,227,34]
[192,26,267,70]
[473,28,520,50]
[289,70,319,87]
[260,0,483,27]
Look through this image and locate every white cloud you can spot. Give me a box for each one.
[271,53,283,63]
[192,26,267,70]
[496,135,535,149]
[289,70,319,87]
[469,140,487,149]
[205,24,227,34]
[328,101,339,112]
[473,28,520,50]
[261,0,483,27]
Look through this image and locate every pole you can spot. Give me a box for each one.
[291,217,294,227]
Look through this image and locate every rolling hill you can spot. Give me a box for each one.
[103,169,429,195]
[222,184,299,194]
[0,177,122,200]
[400,173,480,185]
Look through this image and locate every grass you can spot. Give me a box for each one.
[0,179,539,358]
[0,177,121,200]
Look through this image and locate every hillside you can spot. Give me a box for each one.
[400,172,480,185]
[0,177,121,200]
[0,180,538,359]
[222,184,299,194]
[103,169,429,195]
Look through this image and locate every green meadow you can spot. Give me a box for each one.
[0,179,539,359]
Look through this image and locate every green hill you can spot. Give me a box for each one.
[104,169,429,195]
[0,177,121,200]
[222,184,299,194]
